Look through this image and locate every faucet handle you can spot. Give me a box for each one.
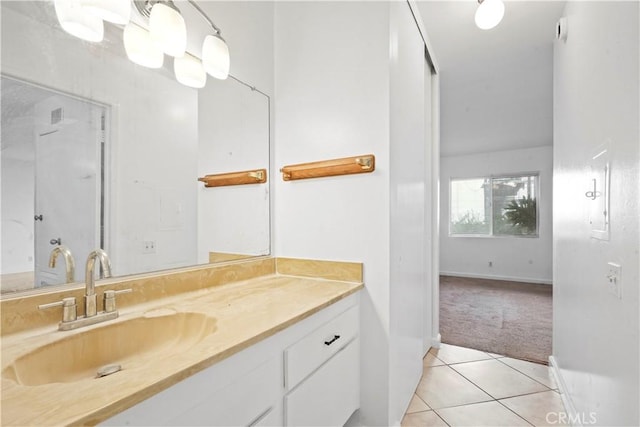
[38,297,77,323]
[103,289,132,313]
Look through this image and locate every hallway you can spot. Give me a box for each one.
[402,344,567,426]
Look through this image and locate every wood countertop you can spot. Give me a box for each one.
[1,271,363,426]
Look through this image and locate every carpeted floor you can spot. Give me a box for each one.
[439,275,552,364]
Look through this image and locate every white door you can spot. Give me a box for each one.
[34,96,104,287]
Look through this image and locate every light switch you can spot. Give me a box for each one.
[606,262,622,299]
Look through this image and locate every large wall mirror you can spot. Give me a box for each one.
[0,1,270,295]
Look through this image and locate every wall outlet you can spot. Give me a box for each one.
[488,261,493,267]
[606,262,622,299]
[142,241,156,254]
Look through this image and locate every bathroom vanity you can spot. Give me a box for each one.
[0,257,363,426]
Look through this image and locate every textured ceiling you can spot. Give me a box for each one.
[417,1,566,157]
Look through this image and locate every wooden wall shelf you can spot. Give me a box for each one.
[280,154,375,181]
[198,168,267,188]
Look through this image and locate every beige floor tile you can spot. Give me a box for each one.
[499,357,557,389]
[429,343,492,365]
[402,410,448,427]
[406,394,430,414]
[423,352,445,368]
[451,359,549,399]
[415,365,493,409]
[487,351,505,358]
[500,390,569,426]
[436,401,530,426]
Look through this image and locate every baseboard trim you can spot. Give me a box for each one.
[432,333,441,349]
[440,270,553,285]
[549,355,581,427]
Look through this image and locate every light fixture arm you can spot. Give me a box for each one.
[132,0,222,36]
[186,0,222,36]
[132,0,177,17]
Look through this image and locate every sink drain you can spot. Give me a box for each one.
[96,364,121,378]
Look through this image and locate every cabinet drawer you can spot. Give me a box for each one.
[284,305,359,390]
[284,338,359,426]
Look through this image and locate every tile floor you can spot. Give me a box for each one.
[402,344,568,427]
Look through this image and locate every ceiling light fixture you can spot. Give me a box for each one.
[475,0,505,30]
[54,0,230,89]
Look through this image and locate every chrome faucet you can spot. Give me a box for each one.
[84,249,112,317]
[49,245,75,283]
[39,249,130,331]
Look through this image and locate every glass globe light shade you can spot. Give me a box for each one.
[475,0,505,30]
[54,0,104,42]
[123,23,164,69]
[174,53,207,89]
[202,34,230,80]
[149,2,187,57]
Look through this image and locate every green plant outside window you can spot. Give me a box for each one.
[450,174,538,237]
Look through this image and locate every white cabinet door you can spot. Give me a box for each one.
[102,357,279,426]
[284,339,359,426]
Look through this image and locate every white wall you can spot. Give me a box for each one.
[274,2,433,424]
[552,2,639,426]
[440,146,553,284]
[274,3,391,423]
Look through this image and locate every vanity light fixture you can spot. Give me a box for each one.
[82,0,131,25]
[53,0,230,89]
[54,0,104,42]
[475,0,505,30]
[133,0,230,82]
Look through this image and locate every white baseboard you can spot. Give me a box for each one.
[549,356,581,427]
[432,333,441,349]
[440,270,553,285]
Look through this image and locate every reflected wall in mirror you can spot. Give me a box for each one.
[0,1,270,295]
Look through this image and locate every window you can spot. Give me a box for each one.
[450,174,539,237]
